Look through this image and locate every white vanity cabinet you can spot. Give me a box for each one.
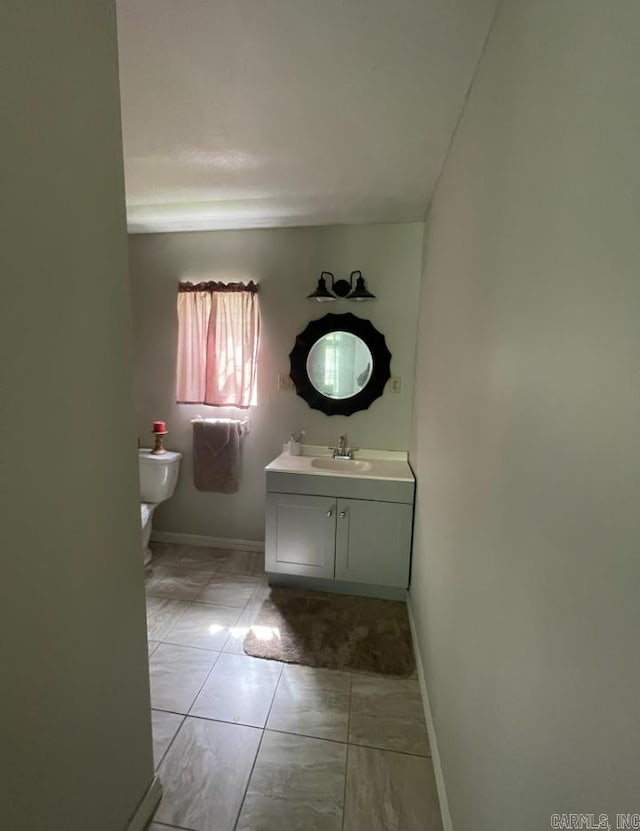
[265,450,415,597]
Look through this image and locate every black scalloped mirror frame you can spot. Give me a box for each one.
[289,313,392,416]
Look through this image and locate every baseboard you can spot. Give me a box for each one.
[151,530,264,553]
[407,598,453,831]
[126,774,162,831]
[267,572,408,602]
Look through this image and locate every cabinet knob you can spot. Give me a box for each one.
[326,509,332,517]
[339,511,346,518]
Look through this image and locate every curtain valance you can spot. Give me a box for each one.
[178,281,259,294]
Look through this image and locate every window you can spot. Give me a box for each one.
[176,281,260,408]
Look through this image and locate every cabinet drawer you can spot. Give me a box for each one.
[266,471,415,504]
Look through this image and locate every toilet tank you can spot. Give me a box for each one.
[138,449,182,504]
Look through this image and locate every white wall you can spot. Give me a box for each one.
[2,3,155,829]
[128,222,423,543]
[410,1,640,828]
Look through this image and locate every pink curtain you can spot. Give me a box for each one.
[176,282,260,408]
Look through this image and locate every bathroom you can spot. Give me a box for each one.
[131,222,423,550]
[7,2,639,830]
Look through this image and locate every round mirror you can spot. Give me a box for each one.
[306,332,373,399]
[289,313,391,416]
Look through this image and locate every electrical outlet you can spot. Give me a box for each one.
[278,373,294,391]
[390,376,402,393]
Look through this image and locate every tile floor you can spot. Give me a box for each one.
[145,542,442,831]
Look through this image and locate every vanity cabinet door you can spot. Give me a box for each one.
[334,498,413,588]
[266,494,337,579]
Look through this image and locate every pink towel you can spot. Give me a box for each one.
[192,419,246,493]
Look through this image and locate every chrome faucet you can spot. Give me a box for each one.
[330,434,357,460]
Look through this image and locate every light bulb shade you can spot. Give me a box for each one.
[307,273,336,301]
[348,271,376,300]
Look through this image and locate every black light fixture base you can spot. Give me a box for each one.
[331,278,352,297]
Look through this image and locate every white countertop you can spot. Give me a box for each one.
[265,444,414,483]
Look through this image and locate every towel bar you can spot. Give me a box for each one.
[191,416,250,434]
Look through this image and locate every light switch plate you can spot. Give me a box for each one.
[278,373,294,391]
[390,377,402,393]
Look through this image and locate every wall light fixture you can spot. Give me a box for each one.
[307,270,376,302]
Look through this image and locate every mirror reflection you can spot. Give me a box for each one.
[306,331,373,399]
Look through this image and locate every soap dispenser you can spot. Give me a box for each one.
[288,429,305,456]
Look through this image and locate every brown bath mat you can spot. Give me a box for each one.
[242,587,415,676]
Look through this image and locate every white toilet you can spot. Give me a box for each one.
[138,448,182,567]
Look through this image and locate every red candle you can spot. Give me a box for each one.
[153,420,166,433]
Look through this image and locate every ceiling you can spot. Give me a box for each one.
[116,0,497,234]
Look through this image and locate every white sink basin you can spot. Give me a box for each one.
[310,458,372,474]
